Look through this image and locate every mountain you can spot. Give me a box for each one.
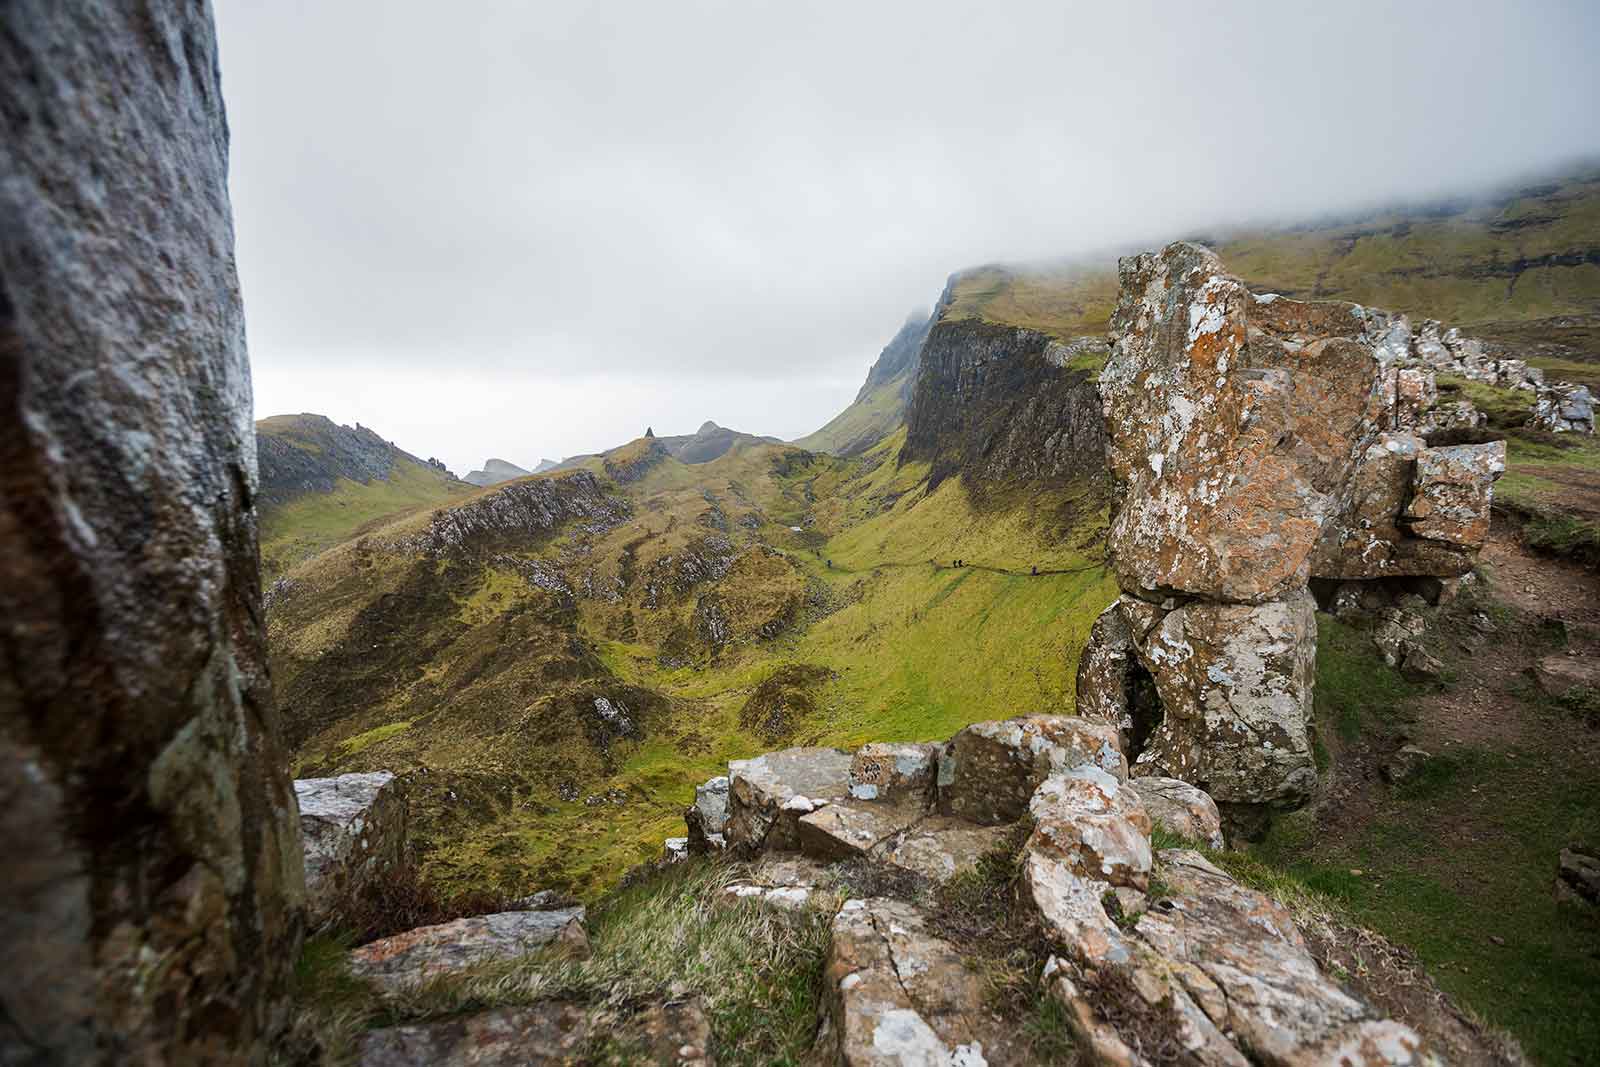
[794,310,931,456]
[464,458,533,486]
[255,413,470,577]
[554,421,782,473]
[803,166,1600,456]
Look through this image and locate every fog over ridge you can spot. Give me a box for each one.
[218,0,1600,474]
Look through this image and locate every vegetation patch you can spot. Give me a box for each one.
[736,663,834,743]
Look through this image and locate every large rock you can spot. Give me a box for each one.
[848,741,939,802]
[937,715,1126,825]
[1556,846,1600,907]
[1128,777,1225,849]
[879,818,1016,885]
[724,747,853,853]
[0,5,304,1062]
[349,909,588,991]
[1402,442,1506,547]
[799,800,922,862]
[825,898,994,1065]
[297,772,409,926]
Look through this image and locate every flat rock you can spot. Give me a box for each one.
[1128,777,1225,849]
[720,854,834,913]
[1557,846,1600,907]
[825,898,993,1066]
[296,772,409,926]
[938,715,1126,825]
[349,909,588,991]
[849,742,939,802]
[877,818,1015,884]
[799,800,922,862]
[725,747,853,853]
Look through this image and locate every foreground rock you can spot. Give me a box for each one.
[685,775,731,853]
[297,772,409,926]
[359,998,714,1066]
[0,5,304,1061]
[1129,777,1226,849]
[1556,846,1600,907]
[1082,242,1504,829]
[725,747,853,853]
[349,909,588,991]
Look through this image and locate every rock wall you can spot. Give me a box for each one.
[1078,243,1504,830]
[0,3,304,1063]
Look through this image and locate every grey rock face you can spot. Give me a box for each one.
[296,772,409,927]
[1532,382,1595,434]
[685,775,730,854]
[407,470,629,556]
[937,715,1127,825]
[348,908,589,991]
[0,4,304,1062]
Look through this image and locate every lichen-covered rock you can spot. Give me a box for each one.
[685,775,730,853]
[878,818,1015,884]
[825,898,994,1066]
[1028,767,1153,890]
[848,742,939,802]
[1128,593,1319,810]
[297,772,409,926]
[1403,442,1505,546]
[1531,382,1595,434]
[1128,777,1225,849]
[725,747,853,854]
[0,5,304,1061]
[348,909,588,991]
[937,715,1126,825]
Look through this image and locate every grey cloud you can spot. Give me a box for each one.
[218,0,1600,474]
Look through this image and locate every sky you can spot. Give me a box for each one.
[217,0,1600,476]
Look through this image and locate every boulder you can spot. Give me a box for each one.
[848,742,939,802]
[1028,767,1152,890]
[685,775,730,853]
[725,748,853,854]
[937,715,1126,825]
[878,818,1016,884]
[348,909,588,991]
[798,800,922,862]
[0,6,304,1061]
[1531,382,1595,434]
[1529,653,1600,698]
[825,898,993,1065]
[1128,777,1225,849]
[296,772,409,926]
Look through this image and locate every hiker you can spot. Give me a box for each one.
[1031,565,1038,576]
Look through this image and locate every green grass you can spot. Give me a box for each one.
[260,456,469,577]
[1228,609,1600,1065]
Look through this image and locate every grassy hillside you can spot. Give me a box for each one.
[257,414,471,577]
[270,429,1116,899]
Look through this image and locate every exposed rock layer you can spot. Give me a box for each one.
[0,4,303,1060]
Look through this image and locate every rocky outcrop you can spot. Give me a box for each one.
[657,420,783,464]
[464,457,534,487]
[297,772,410,927]
[695,716,1434,1065]
[685,774,731,853]
[1531,382,1595,434]
[901,315,1107,492]
[348,908,589,991]
[406,470,629,556]
[257,413,458,508]
[1078,243,1505,828]
[0,4,304,1062]
[1556,846,1600,907]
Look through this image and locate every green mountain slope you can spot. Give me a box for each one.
[805,166,1600,455]
[256,413,471,577]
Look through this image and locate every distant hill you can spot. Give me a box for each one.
[465,458,532,486]
[556,421,781,473]
[255,413,470,577]
[801,165,1600,456]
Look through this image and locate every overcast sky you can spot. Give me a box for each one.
[217,0,1600,475]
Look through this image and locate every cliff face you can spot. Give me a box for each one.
[0,4,302,1061]
[795,310,932,457]
[900,317,1107,493]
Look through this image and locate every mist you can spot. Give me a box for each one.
[217,0,1600,475]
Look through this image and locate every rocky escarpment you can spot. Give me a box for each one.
[663,716,1457,1065]
[901,315,1108,495]
[796,310,933,457]
[405,469,629,557]
[257,412,459,509]
[1076,243,1505,834]
[1,4,303,1061]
